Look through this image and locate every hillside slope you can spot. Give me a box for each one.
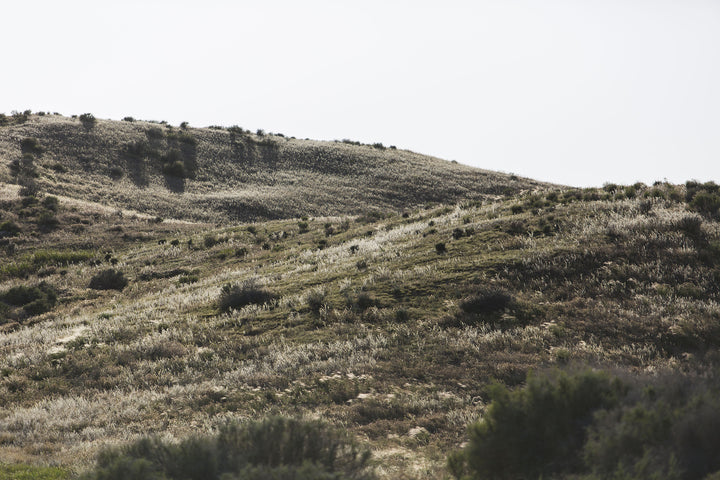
[0,113,544,222]
[1,175,719,478]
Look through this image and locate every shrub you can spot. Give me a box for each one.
[124,140,149,159]
[162,160,186,178]
[0,220,21,237]
[146,127,164,140]
[37,211,59,230]
[435,242,447,254]
[348,292,375,312]
[89,269,128,291]
[83,416,374,480]
[584,376,720,480]
[218,280,276,312]
[122,116,135,122]
[109,166,124,178]
[306,288,326,313]
[460,287,514,315]
[79,113,97,129]
[204,234,222,248]
[1,282,58,317]
[42,195,59,211]
[449,370,623,480]
[20,137,43,155]
[690,191,720,219]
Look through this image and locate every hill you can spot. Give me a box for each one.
[1,111,720,479]
[0,113,543,223]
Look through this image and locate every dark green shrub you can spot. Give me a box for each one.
[584,376,720,480]
[0,220,21,237]
[1,282,58,317]
[89,269,128,291]
[218,281,277,312]
[20,137,43,155]
[146,127,164,140]
[690,191,720,219]
[204,234,221,248]
[109,166,124,178]
[122,116,135,122]
[449,370,623,480]
[42,196,59,211]
[177,274,199,285]
[79,113,97,129]
[435,242,447,254]
[37,211,59,230]
[83,417,373,480]
[460,288,513,315]
[162,160,186,178]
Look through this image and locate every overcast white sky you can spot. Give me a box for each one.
[3,0,719,187]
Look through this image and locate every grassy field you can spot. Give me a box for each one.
[0,113,543,223]
[1,113,719,479]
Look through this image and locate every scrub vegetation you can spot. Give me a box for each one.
[0,113,719,479]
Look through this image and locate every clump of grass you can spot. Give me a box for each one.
[218,280,277,312]
[306,288,327,313]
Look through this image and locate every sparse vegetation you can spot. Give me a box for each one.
[0,114,719,479]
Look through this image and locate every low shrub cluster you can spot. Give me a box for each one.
[89,269,128,291]
[81,416,374,480]
[20,137,44,155]
[0,281,58,319]
[218,280,277,312]
[459,287,514,315]
[686,181,720,219]
[449,369,720,480]
[79,113,97,129]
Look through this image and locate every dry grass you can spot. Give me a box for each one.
[1,116,719,478]
[0,114,545,224]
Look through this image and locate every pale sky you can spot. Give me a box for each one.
[3,0,719,187]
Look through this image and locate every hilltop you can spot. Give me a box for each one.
[0,112,543,223]
[1,111,719,479]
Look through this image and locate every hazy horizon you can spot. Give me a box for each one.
[3,0,718,188]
